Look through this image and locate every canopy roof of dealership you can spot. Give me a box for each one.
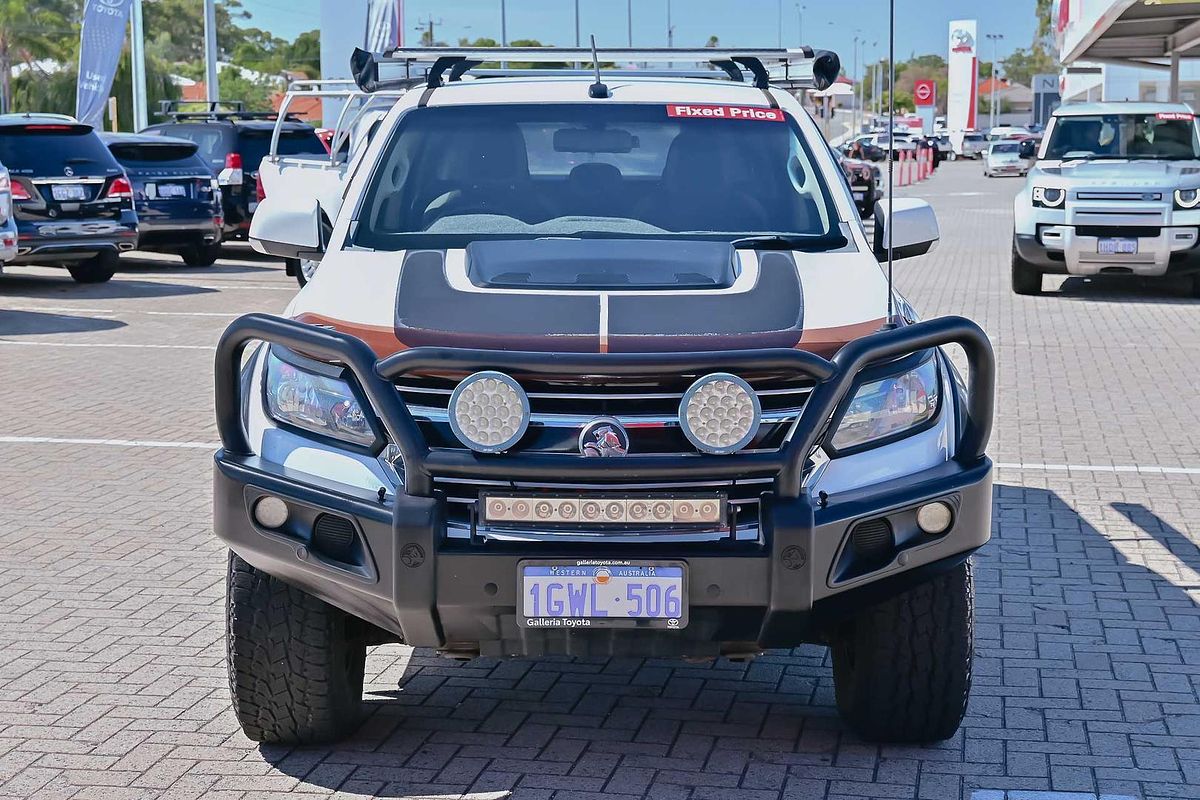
[1062,0,1200,97]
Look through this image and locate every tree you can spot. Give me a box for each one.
[1001,45,1057,86]
[0,0,74,114]
[705,36,719,48]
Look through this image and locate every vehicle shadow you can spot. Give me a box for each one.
[252,483,1199,800]
[117,253,284,278]
[0,309,126,336]
[0,273,215,300]
[1049,274,1199,303]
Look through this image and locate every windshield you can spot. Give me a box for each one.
[991,143,1020,155]
[354,103,839,250]
[1044,113,1200,160]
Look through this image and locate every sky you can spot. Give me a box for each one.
[238,0,1041,77]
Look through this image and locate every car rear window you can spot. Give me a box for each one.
[237,129,326,172]
[108,142,201,166]
[0,124,117,175]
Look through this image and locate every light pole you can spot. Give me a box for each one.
[985,33,1004,131]
[796,4,804,46]
[852,32,862,136]
[777,0,783,48]
[131,0,147,130]
[628,0,633,47]
[203,0,219,105]
[667,0,674,48]
[500,0,507,46]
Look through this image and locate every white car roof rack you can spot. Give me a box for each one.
[269,79,411,163]
[349,46,841,94]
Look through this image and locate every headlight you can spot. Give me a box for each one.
[679,373,761,455]
[264,351,376,446]
[448,371,530,453]
[830,356,941,452]
[1032,186,1065,209]
[1175,188,1200,210]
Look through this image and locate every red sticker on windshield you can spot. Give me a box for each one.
[666,104,784,122]
[1156,112,1194,120]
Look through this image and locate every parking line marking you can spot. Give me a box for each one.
[0,340,215,350]
[0,435,216,450]
[996,461,1200,476]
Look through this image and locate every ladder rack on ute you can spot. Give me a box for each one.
[156,99,302,122]
[349,46,841,94]
[268,79,410,164]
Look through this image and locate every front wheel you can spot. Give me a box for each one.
[1012,244,1044,295]
[831,560,974,743]
[181,243,222,267]
[226,552,366,744]
[66,250,118,283]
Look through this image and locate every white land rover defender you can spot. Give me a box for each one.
[1013,102,1200,295]
[215,47,996,746]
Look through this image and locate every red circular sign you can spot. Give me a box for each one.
[914,80,935,106]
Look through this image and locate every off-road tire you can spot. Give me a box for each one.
[1011,245,1043,295]
[226,552,366,744]
[66,250,118,283]
[831,560,974,743]
[181,243,221,267]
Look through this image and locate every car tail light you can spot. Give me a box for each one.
[255,171,266,203]
[219,152,244,186]
[10,181,32,201]
[103,175,133,200]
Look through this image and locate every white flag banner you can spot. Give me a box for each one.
[947,20,978,155]
[366,0,400,52]
[76,0,133,127]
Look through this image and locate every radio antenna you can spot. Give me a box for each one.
[885,0,896,326]
[588,35,611,98]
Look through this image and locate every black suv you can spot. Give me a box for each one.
[101,133,223,266]
[141,102,326,242]
[0,114,138,283]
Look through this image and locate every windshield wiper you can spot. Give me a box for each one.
[730,233,846,251]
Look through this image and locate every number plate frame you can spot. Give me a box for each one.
[155,183,188,198]
[517,559,688,630]
[50,184,88,202]
[1098,237,1138,255]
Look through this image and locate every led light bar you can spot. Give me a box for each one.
[482,494,725,526]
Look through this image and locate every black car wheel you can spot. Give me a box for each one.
[66,250,118,284]
[831,560,974,743]
[181,243,222,267]
[226,552,367,744]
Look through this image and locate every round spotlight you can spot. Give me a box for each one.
[916,501,954,535]
[253,496,289,529]
[679,373,761,455]
[448,371,530,453]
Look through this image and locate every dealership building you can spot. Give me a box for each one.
[1058,0,1200,105]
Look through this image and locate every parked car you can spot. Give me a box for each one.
[140,102,327,243]
[983,141,1028,177]
[836,149,880,216]
[1013,101,1200,295]
[987,125,1029,142]
[0,163,19,266]
[843,136,885,162]
[100,133,223,266]
[0,114,137,283]
[219,46,996,747]
[959,131,988,159]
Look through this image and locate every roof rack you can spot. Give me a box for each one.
[349,46,841,94]
[155,99,304,122]
[270,79,411,163]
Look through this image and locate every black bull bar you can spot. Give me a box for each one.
[215,314,995,498]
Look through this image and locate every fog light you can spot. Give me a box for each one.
[679,373,761,455]
[448,371,530,453]
[253,496,289,529]
[916,501,953,535]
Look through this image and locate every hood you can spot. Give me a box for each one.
[289,241,889,360]
[1036,158,1200,188]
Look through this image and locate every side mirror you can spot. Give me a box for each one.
[872,198,939,261]
[1018,139,1037,160]
[249,195,324,260]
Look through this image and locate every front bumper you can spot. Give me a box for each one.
[212,314,996,656]
[1015,226,1200,277]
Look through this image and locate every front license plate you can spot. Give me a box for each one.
[852,191,865,200]
[155,182,188,198]
[1098,237,1137,255]
[519,560,687,629]
[51,184,88,201]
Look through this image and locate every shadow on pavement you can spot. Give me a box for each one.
[0,309,126,336]
[250,484,1198,799]
[118,252,284,277]
[1052,274,1199,303]
[0,273,216,299]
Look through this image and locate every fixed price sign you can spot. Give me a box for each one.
[666,104,784,122]
[914,79,937,107]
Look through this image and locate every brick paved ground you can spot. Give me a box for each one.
[1,161,1199,800]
